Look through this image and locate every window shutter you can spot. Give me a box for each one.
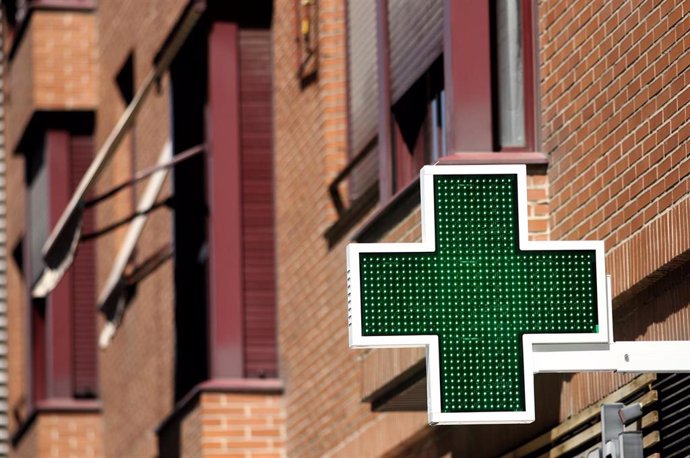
[347,0,379,156]
[346,0,380,200]
[239,29,278,378]
[70,135,98,397]
[388,0,443,103]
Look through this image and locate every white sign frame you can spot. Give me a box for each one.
[347,164,690,425]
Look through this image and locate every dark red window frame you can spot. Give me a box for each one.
[491,0,538,153]
[377,0,540,197]
[25,128,98,408]
[207,19,278,381]
[169,9,278,400]
[390,57,445,192]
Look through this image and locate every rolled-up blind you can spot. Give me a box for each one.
[347,0,380,200]
[347,0,379,154]
[347,0,379,155]
[388,0,443,103]
[239,29,278,379]
[70,135,97,397]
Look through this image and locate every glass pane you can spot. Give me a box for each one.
[496,0,526,148]
[27,146,48,285]
[430,89,447,163]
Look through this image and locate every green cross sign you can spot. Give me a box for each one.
[347,165,610,425]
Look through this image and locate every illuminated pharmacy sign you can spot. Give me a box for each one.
[347,165,690,425]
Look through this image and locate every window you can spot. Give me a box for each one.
[169,24,209,400]
[296,0,318,84]
[116,52,139,217]
[493,0,537,151]
[170,15,278,401]
[389,0,538,193]
[4,0,96,61]
[391,57,445,192]
[24,128,98,408]
[341,0,539,202]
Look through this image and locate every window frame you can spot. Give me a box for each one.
[492,0,538,153]
[24,128,98,409]
[168,13,279,400]
[385,0,543,195]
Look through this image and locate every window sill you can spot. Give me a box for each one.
[11,398,102,447]
[438,151,548,165]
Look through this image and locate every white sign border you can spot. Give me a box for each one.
[347,164,611,425]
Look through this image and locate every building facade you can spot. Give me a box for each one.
[2,0,690,457]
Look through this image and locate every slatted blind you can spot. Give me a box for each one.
[347,0,379,201]
[347,0,379,156]
[388,0,443,103]
[70,135,98,397]
[239,29,278,378]
[654,373,690,457]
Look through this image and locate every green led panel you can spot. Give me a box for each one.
[359,175,598,412]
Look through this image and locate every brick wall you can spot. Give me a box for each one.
[274,0,555,453]
[5,91,27,438]
[14,411,103,458]
[199,392,285,457]
[542,0,690,296]
[318,0,349,224]
[274,0,379,453]
[5,10,97,153]
[540,0,690,418]
[0,9,9,453]
[159,390,286,458]
[93,0,186,456]
[4,17,33,158]
[526,173,550,240]
[31,11,98,110]
[6,7,98,440]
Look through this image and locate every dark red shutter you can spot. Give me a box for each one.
[70,135,98,397]
[239,29,277,378]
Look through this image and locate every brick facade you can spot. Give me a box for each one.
[4,0,690,456]
[6,10,97,153]
[13,409,102,458]
[5,3,102,448]
[92,2,184,457]
[541,0,690,421]
[274,1,554,453]
[159,387,286,458]
[275,0,690,456]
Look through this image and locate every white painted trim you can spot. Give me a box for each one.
[96,142,172,349]
[97,141,172,308]
[533,341,690,372]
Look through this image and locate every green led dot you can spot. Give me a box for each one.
[360,175,598,413]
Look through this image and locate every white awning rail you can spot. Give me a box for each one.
[32,2,204,298]
[98,142,172,348]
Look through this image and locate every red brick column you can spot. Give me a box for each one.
[12,400,103,458]
[157,379,285,458]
